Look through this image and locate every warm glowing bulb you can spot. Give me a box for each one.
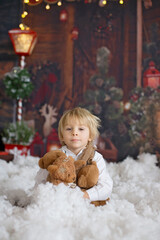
[119,0,124,4]
[24,11,28,16]
[19,23,25,30]
[46,4,50,10]
[21,13,25,18]
[102,0,107,5]
[124,102,131,111]
[24,0,29,3]
[21,11,28,18]
[57,1,62,6]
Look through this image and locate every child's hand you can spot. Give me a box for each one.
[83,191,89,199]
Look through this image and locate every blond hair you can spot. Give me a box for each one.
[58,107,101,145]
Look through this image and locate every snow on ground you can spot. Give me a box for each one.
[0,151,160,240]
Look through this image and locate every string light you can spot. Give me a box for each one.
[119,0,124,4]
[45,4,50,9]
[57,1,62,6]
[21,11,28,18]
[124,102,131,111]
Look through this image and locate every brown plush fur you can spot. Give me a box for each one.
[39,150,66,169]
[39,150,86,185]
[77,161,99,189]
[47,155,76,185]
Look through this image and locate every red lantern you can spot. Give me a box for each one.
[8,29,37,56]
[71,27,79,40]
[59,9,68,22]
[143,61,160,89]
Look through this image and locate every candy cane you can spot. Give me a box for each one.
[17,99,22,122]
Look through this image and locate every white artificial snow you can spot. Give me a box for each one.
[0,152,160,240]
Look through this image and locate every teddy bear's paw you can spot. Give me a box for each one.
[77,175,87,189]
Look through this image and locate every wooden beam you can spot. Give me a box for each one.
[136,0,143,87]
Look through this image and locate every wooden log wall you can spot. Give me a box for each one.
[0,0,160,131]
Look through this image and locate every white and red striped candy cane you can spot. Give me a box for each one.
[17,99,22,122]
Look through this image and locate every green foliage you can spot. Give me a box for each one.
[3,67,34,100]
[127,86,160,153]
[81,47,129,160]
[2,121,35,145]
[143,22,160,70]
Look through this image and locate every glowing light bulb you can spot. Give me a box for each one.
[24,0,29,3]
[19,23,25,30]
[119,0,124,4]
[57,1,62,6]
[46,4,50,10]
[21,11,28,18]
[124,102,131,111]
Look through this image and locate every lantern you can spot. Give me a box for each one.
[143,61,160,89]
[71,27,79,40]
[8,29,37,57]
[8,28,37,121]
[59,9,68,22]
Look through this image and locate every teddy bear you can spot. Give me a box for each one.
[38,142,99,189]
[38,147,107,206]
[39,150,86,185]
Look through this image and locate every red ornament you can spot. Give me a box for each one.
[71,27,79,40]
[59,9,68,22]
[143,61,160,89]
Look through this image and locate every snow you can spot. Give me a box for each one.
[0,152,160,240]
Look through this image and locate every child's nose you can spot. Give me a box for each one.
[72,129,78,136]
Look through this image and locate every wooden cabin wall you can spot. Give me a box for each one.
[0,0,160,132]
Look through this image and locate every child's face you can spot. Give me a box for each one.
[62,118,91,155]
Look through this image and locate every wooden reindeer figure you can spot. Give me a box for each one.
[39,104,57,138]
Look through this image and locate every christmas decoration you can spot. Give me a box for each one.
[127,86,160,154]
[143,61,160,88]
[3,67,33,100]
[81,46,128,161]
[3,66,34,122]
[59,9,68,22]
[71,27,79,40]
[2,121,35,146]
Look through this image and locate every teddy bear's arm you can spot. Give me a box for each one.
[74,160,86,173]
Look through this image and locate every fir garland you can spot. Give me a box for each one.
[127,86,160,153]
[3,67,34,100]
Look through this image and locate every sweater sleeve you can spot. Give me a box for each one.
[86,151,113,202]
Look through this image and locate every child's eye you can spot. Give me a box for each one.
[66,128,71,131]
[79,128,84,131]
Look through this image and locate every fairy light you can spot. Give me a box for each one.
[24,0,29,3]
[124,102,131,111]
[45,4,50,10]
[119,0,124,4]
[21,11,28,18]
[57,1,62,6]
